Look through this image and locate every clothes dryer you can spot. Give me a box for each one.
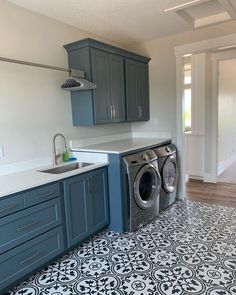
[154,144,178,212]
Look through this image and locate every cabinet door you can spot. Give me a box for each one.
[88,168,109,234]
[125,58,150,122]
[137,62,150,121]
[109,54,125,123]
[63,175,89,248]
[91,48,111,124]
[125,59,138,121]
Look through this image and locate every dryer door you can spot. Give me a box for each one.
[162,155,178,193]
[134,164,161,209]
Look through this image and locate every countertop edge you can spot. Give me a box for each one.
[0,162,108,199]
[72,138,172,155]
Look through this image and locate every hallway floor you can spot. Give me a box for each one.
[218,161,236,184]
[186,179,236,208]
[8,200,236,295]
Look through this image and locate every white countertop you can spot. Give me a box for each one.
[71,137,171,154]
[0,161,108,199]
[0,133,171,198]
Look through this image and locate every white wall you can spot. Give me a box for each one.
[0,0,132,168]
[218,59,236,170]
[129,20,236,144]
[2,0,236,173]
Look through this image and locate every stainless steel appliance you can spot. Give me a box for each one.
[154,144,178,211]
[123,149,162,231]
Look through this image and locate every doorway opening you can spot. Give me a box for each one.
[175,36,236,207]
[217,58,236,184]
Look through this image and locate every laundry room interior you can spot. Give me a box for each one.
[1,0,236,294]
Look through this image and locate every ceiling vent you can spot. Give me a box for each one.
[164,0,236,28]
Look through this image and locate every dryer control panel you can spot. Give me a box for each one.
[154,144,177,157]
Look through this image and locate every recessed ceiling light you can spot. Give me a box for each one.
[218,44,236,50]
[164,0,201,12]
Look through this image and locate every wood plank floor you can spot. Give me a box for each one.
[186,180,236,208]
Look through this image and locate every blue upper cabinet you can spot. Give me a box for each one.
[108,53,126,123]
[125,59,150,122]
[91,49,125,124]
[64,38,150,126]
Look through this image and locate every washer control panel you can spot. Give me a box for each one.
[142,153,149,161]
[123,150,157,167]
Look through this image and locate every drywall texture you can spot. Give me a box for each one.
[218,59,236,166]
[129,20,236,143]
[0,0,131,166]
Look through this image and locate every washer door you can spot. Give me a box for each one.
[162,155,178,193]
[134,164,161,209]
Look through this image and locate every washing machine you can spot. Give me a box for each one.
[153,144,178,212]
[122,149,162,232]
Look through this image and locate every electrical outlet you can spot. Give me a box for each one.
[0,145,4,158]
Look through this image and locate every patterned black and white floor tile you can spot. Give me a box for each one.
[7,200,236,295]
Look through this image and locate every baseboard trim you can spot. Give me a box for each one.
[188,175,203,181]
[218,161,224,176]
[204,173,217,183]
[218,153,236,176]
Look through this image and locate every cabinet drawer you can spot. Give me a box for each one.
[24,182,60,207]
[0,226,64,292]
[0,195,24,218]
[0,198,62,254]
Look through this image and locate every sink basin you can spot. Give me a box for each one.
[40,162,93,174]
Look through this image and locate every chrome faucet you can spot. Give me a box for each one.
[52,133,67,165]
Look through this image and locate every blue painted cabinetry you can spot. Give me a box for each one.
[0,182,64,293]
[91,48,125,124]
[1,167,109,293]
[63,167,109,248]
[125,59,150,121]
[0,227,64,292]
[64,38,150,126]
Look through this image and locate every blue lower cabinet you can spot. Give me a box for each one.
[0,194,24,218]
[0,198,62,254]
[0,226,64,292]
[88,168,109,235]
[63,167,109,248]
[63,174,89,248]
[24,182,61,207]
[0,168,109,292]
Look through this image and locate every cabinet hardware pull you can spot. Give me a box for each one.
[90,177,94,192]
[90,177,93,193]
[88,177,91,193]
[140,106,143,118]
[112,105,116,118]
[138,106,141,118]
[109,105,113,119]
[19,251,41,264]
[36,191,56,199]
[88,177,93,194]
[0,204,17,213]
[16,220,40,231]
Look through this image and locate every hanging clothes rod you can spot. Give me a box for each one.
[0,56,70,73]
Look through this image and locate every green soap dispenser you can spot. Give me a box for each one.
[62,146,69,162]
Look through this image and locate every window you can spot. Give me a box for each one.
[184,60,192,132]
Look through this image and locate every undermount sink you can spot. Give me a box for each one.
[40,162,93,174]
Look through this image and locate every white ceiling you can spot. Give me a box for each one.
[5,0,236,44]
